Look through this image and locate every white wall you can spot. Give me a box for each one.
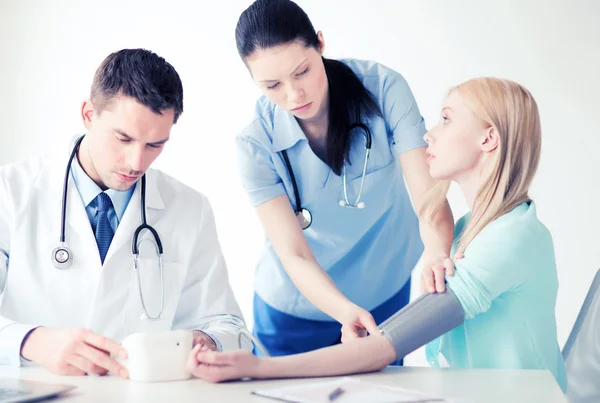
[1,0,598,366]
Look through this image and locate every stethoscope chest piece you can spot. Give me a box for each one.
[296,208,312,230]
[51,244,73,269]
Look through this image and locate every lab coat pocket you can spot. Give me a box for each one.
[120,257,186,336]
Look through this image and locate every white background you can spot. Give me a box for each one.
[1,0,598,366]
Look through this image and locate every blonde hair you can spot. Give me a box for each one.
[421,77,541,256]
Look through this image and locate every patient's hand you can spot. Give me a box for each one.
[187,346,259,383]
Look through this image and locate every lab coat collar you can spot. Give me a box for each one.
[142,169,164,211]
[70,154,134,220]
[65,134,165,211]
[103,168,164,264]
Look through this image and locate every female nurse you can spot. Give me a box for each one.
[234,0,454,357]
[189,76,567,391]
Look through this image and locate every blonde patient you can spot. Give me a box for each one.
[187,78,567,391]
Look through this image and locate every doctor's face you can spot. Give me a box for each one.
[245,39,329,122]
[80,95,173,191]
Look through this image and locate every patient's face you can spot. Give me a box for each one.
[423,91,488,181]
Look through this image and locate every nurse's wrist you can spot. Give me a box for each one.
[332,301,362,324]
[310,287,353,323]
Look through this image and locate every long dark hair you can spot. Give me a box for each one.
[235,0,381,175]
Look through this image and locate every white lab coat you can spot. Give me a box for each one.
[0,147,251,366]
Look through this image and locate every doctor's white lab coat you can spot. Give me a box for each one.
[0,149,251,366]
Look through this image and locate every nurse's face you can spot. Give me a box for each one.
[80,95,173,191]
[245,36,329,122]
[423,91,489,181]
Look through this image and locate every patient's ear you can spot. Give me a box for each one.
[481,126,499,152]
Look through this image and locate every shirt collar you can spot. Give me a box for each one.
[270,106,308,152]
[70,153,135,221]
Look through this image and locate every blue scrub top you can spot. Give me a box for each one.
[237,59,427,321]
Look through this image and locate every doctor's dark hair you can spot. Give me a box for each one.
[235,0,381,175]
[90,49,184,123]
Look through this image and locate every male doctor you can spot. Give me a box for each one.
[0,49,250,378]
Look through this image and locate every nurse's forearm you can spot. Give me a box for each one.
[281,255,353,322]
[255,197,355,321]
[419,199,454,257]
[256,335,396,379]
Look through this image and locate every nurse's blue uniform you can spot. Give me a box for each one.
[236,59,427,357]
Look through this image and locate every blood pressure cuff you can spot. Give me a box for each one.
[378,288,465,360]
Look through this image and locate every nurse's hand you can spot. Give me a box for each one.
[187,345,259,383]
[420,253,464,294]
[339,305,380,343]
[20,327,129,378]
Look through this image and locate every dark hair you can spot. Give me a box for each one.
[235,0,381,175]
[90,48,184,123]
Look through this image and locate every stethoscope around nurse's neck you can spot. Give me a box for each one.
[281,122,373,230]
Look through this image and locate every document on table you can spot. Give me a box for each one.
[251,377,461,403]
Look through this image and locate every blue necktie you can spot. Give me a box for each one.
[93,192,114,264]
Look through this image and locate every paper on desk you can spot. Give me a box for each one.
[251,377,456,403]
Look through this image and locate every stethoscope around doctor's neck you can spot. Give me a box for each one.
[282,122,372,230]
[51,135,165,321]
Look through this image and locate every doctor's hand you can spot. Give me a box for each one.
[191,330,218,352]
[339,304,379,343]
[420,253,464,294]
[187,345,259,383]
[20,327,129,378]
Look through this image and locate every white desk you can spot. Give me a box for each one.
[0,366,567,403]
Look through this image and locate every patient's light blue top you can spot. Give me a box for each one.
[236,59,427,320]
[426,202,567,391]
